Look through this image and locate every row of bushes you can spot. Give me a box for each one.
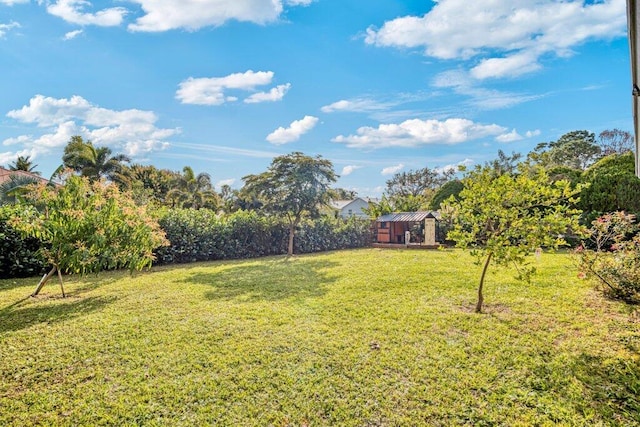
[156,209,372,264]
[0,208,373,278]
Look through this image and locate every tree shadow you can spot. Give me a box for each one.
[0,294,117,334]
[568,353,640,423]
[182,257,339,302]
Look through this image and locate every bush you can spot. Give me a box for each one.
[156,209,371,264]
[0,205,47,278]
[576,212,640,303]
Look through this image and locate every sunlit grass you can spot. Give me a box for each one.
[1,248,639,425]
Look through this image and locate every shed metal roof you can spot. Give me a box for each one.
[377,211,440,222]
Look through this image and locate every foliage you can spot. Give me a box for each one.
[9,175,167,294]
[429,179,463,210]
[329,187,358,200]
[576,212,640,303]
[125,164,181,207]
[62,135,130,185]
[444,165,586,312]
[579,152,640,222]
[385,166,453,209]
[362,194,393,219]
[242,152,337,255]
[0,204,47,278]
[528,130,600,170]
[484,149,522,176]
[598,128,635,156]
[0,174,40,205]
[7,155,40,174]
[1,250,639,425]
[156,208,370,264]
[166,166,219,210]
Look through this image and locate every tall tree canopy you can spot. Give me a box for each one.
[385,166,454,210]
[528,130,600,170]
[8,155,40,175]
[166,166,219,210]
[598,129,635,156]
[444,166,585,313]
[242,152,337,256]
[62,136,130,184]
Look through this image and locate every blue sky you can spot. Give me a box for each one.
[0,0,632,196]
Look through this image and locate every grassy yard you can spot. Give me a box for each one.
[1,248,639,426]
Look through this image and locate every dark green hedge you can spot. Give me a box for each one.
[0,205,47,279]
[1,207,373,277]
[155,209,372,265]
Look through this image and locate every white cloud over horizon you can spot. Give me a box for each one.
[47,0,127,27]
[266,115,319,145]
[365,0,626,79]
[0,21,20,37]
[4,94,177,159]
[176,70,290,105]
[381,163,404,175]
[340,165,361,176]
[333,118,511,149]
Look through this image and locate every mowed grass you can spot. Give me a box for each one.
[1,249,639,426]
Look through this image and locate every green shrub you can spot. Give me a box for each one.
[0,205,47,278]
[576,212,640,303]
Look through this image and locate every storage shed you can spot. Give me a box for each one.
[375,211,441,245]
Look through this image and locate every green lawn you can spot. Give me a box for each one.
[1,248,639,426]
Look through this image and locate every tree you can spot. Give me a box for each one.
[385,167,454,208]
[528,130,600,170]
[598,129,634,156]
[444,166,585,313]
[126,164,181,206]
[62,136,131,184]
[579,152,640,221]
[329,187,358,200]
[242,152,337,256]
[429,179,463,210]
[485,150,522,176]
[166,166,219,210]
[0,174,39,205]
[8,155,40,175]
[9,174,167,297]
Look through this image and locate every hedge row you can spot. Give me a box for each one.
[155,209,373,264]
[0,207,373,278]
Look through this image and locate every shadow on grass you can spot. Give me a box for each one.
[0,295,117,334]
[183,258,339,302]
[570,353,640,423]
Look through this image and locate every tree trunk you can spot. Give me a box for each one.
[56,265,66,298]
[32,266,57,297]
[287,223,295,256]
[475,252,493,313]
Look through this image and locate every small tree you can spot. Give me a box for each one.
[444,166,585,313]
[242,152,337,256]
[10,174,167,297]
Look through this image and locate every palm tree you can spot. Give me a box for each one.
[167,166,219,210]
[0,174,39,205]
[62,136,130,185]
[8,155,40,175]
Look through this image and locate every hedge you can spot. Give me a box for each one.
[0,205,47,279]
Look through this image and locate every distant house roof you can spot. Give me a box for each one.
[330,199,355,210]
[0,167,48,185]
[377,211,440,222]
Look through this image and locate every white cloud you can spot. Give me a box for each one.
[526,129,541,138]
[128,0,284,32]
[0,0,28,5]
[286,0,313,5]
[4,94,177,159]
[365,0,626,79]
[340,165,361,176]
[47,0,127,27]
[215,178,236,190]
[436,158,474,174]
[321,98,395,114]
[381,164,404,176]
[177,70,290,105]
[63,29,83,40]
[0,21,20,38]
[495,129,523,143]
[244,83,291,104]
[333,118,508,149]
[432,69,545,110]
[266,115,318,145]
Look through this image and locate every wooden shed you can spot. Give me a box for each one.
[375,211,441,245]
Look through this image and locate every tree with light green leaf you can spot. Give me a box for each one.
[444,166,586,313]
[10,174,167,297]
